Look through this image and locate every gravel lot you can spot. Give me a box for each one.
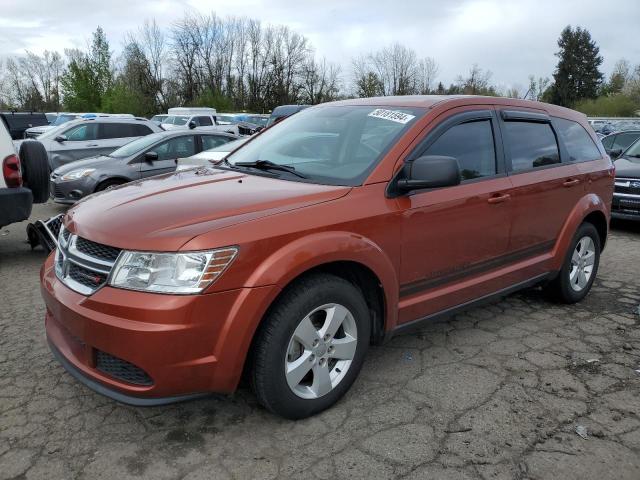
[1,202,639,480]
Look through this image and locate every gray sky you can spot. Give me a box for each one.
[1,0,638,91]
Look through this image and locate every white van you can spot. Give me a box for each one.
[161,107,239,135]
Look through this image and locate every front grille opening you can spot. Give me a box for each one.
[95,350,153,386]
[68,263,107,289]
[75,237,121,262]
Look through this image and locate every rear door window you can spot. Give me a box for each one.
[504,121,560,172]
[422,119,497,180]
[100,123,136,139]
[202,135,230,150]
[154,136,196,160]
[132,124,154,136]
[194,116,213,126]
[554,118,601,162]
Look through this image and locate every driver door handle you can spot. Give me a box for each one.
[86,143,99,147]
[487,193,511,204]
[563,178,580,187]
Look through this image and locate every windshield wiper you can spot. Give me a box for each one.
[233,159,307,178]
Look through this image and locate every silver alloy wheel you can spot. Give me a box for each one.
[285,303,358,399]
[569,236,596,292]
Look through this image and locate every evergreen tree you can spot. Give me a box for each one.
[549,26,603,107]
[60,26,112,111]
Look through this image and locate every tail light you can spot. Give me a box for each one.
[2,154,22,187]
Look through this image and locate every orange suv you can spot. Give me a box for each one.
[42,96,614,419]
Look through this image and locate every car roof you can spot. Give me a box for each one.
[326,95,586,121]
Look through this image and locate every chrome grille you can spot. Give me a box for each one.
[75,237,121,262]
[55,226,121,295]
[614,178,640,196]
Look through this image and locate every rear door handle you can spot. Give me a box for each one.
[487,193,511,204]
[563,178,580,187]
[86,144,99,147]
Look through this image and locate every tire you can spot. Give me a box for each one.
[95,179,125,192]
[546,222,601,303]
[251,273,371,419]
[19,141,49,203]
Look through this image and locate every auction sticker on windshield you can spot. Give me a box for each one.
[368,108,416,124]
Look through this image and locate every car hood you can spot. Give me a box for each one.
[53,155,119,175]
[614,157,640,178]
[65,168,350,251]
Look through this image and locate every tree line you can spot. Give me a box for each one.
[0,15,638,117]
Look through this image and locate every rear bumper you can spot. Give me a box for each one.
[0,186,32,227]
[41,253,279,404]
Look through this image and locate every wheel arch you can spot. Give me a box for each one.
[550,193,609,270]
[94,176,130,192]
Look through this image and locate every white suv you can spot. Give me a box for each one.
[0,120,49,228]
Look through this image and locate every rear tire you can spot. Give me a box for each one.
[546,222,600,303]
[19,141,49,203]
[251,273,370,419]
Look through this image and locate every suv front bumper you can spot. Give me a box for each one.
[41,253,278,405]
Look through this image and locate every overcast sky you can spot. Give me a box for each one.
[1,0,638,92]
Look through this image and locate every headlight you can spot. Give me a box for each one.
[109,247,238,294]
[60,168,96,181]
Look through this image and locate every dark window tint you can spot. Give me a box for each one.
[65,123,99,141]
[202,135,231,150]
[153,136,196,160]
[601,134,615,149]
[132,124,153,136]
[100,123,136,139]
[554,118,601,162]
[504,122,560,171]
[423,119,497,180]
[194,116,213,126]
[614,132,640,151]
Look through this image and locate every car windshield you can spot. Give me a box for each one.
[162,116,189,126]
[246,115,268,127]
[623,139,640,159]
[225,105,424,185]
[108,133,165,158]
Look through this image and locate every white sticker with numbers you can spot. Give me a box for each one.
[368,108,415,124]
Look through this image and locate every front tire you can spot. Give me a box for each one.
[251,273,371,419]
[547,222,601,303]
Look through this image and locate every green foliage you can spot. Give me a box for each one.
[549,26,603,107]
[190,88,235,111]
[574,94,639,117]
[60,26,113,112]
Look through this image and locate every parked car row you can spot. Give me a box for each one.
[50,130,239,203]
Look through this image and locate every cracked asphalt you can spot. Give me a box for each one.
[1,202,639,480]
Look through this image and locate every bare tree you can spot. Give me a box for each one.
[417,57,439,94]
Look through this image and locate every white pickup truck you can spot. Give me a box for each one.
[160,107,240,136]
[0,119,49,229]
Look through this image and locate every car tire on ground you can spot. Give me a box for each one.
[251,273,371,419]
[19,141,49,204]
[95,179,125,192]
[547,222,601,304]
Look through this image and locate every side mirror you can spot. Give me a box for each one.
[188,120,197,130]
[397,155,461,192]
[144,151,159,162]
[608,148,623,159]
[54,135,67,143]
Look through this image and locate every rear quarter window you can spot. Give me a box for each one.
[554,117,601,162]
[504,121,560,172]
